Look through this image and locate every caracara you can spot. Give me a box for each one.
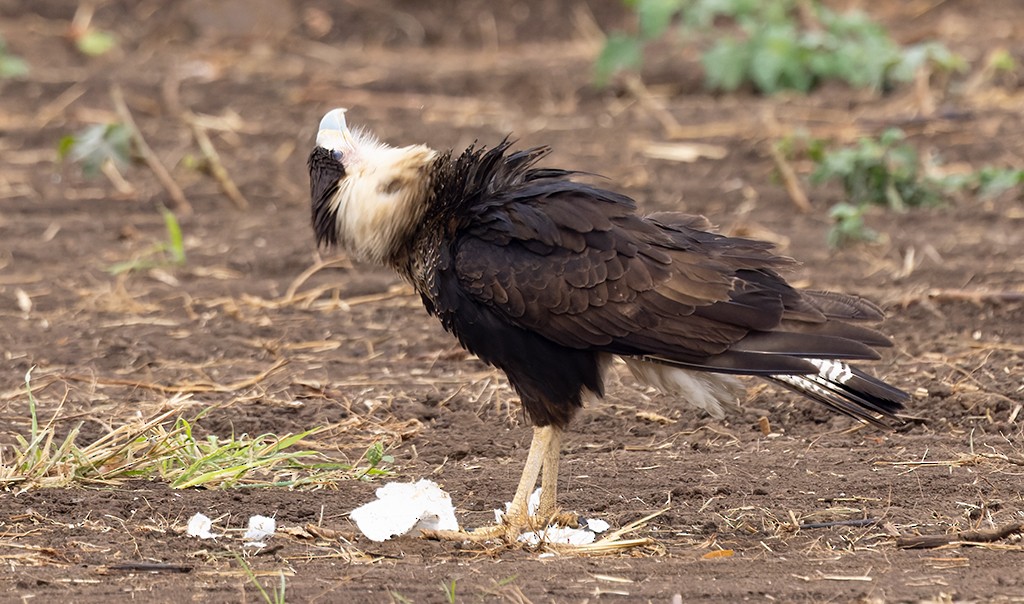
[308,108,907,541]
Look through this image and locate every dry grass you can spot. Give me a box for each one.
[0,367,412,491]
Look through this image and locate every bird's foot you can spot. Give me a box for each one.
[419,523,523,543]
[420,525,504,543]
[543,510,580,529]
[421,509,580,544]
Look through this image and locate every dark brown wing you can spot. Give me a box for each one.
[451,186,890,376]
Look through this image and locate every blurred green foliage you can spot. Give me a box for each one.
[358,441,395,479]
[803,129,1023,247]
[940,166,1024,199]
[808,129,943,246]
[596,0,964,94]
[75,29,117,57]
[107,206,186,274]
[810,129,941,212]
[0,36,29,78]
[58,123,133,176]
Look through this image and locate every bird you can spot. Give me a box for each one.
[308,108,907,541]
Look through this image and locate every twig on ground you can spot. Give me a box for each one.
[0,373,61,401]
[182,110,250,210]
[107,563,193,573]
[898,288,1024,307]
[766,141,812,213]
[36,83,87,128]
[575,506,669,553]
[110,84,193,215]
[61,359,287,394]
[799,518,880,530]
[282,255,353,303]
[760,109,811,213]
[100,158,136,196]
[897,522,1024,549]
[622,75,685,140]
[794,572,873,582]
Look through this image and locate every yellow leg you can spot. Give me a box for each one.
[503,425,554,529]
[537,425,563,518]
[424,424,574,543]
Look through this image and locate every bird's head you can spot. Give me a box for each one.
[308,108,436,266]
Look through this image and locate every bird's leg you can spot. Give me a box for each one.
[423,424,573,543]
[537,425,578,527]
[501,424,553,537]
[536,424,562,518]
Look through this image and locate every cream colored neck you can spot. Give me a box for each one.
[330,143,436,267]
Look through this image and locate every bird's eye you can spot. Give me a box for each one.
[331,149,343,161]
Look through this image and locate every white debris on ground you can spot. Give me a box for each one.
[519,525,595,546]
[517,515,611,547]
[350,479,459,542]
[243,515,277,547]
[186,484,610,547]
[186,513,217,540]
[495,488,612,547]
[493,487,543,523]
[185,512,277,546]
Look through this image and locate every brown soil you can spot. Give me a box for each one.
[2,1,1023,602]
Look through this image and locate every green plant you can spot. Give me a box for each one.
[805,129,1024,247]
[235,554,287,604]
[987,48,1017,73]
[441,579,457,604]
[941,166,1024,199]
[0,370,370,490]
[74,29,117,56]
[808,128,945,246]
[68,4,117,57]
[0,369,79,487]
[0,36,29,78]
[826,202,876,248]
[161,419,326,489]
[58,125,187,273]
[806,129,1024,246]
[810,128,943,211]
[107,206,187,274]
[59,122,133,176]
[357,441,395,480]
[596,0,963,94]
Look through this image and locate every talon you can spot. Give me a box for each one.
[421,525,505,543]
[548,511,580,528]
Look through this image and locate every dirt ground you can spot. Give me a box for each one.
[2,0,1024,602]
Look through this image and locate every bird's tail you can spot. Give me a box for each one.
[767,359,906,428]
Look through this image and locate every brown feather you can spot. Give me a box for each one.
[310,133,906,429]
